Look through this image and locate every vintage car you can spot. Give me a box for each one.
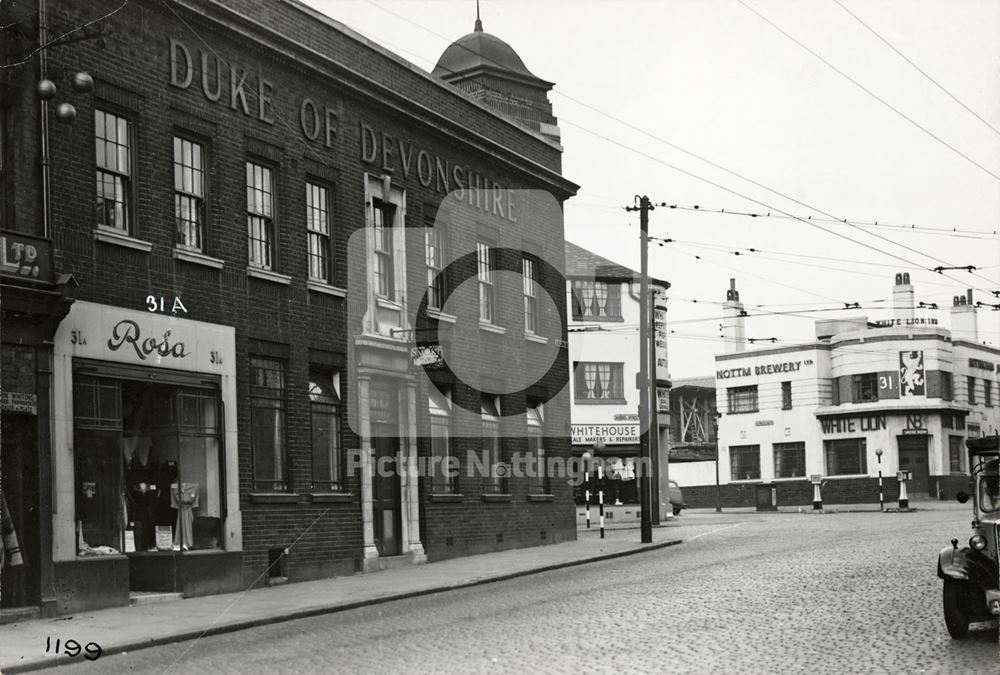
[937,436,1000,638]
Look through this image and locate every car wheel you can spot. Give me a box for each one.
[943,579,973,639]
[672,507,681,516]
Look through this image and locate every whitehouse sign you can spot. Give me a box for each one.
[571,423,640,445]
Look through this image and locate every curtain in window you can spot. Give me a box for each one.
[594,283,608,316]
[584,364,597,398]
[597,364,612,398]
[581,282,595,316]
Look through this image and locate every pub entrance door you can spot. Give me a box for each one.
[897,434,930,496]
[371,433,402,557]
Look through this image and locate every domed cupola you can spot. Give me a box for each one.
[432,4,561,144]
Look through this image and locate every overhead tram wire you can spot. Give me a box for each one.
[559,116,999,299]
[0,0,131,70]
[832,0,1000,140]
[737,0,1000,185]
[657,203,1000,240]
[649,236,994,288]
[355,0,999,296]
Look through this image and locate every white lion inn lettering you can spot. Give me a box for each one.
[107,320,189,360]
[820,415,887,434]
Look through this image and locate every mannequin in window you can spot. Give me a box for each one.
[1,493,23,568]
[170,482,199,550]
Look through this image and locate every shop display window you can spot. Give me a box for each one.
[73,374,223,557]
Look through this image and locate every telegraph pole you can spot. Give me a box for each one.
[626,195,654,543]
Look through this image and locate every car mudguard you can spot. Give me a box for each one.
[937,545,999,588]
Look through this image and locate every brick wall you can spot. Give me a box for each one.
[34,0,575,586]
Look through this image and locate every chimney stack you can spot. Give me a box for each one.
[723,278,746,354]
[892,272,914,321]
[950,288,978,342]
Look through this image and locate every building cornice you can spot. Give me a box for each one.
[171,0,578,198]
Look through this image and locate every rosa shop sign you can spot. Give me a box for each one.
[571,423,640,445]
[55,301,235,377]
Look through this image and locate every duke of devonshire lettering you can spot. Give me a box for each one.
[168,38,339,147]
[359,123,517,223]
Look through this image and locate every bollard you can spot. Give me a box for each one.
[598,464,605,539]
[810,474,823,510]
[897,470,910,510]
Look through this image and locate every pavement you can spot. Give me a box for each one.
[0,526,681,674]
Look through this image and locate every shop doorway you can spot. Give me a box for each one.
[898,435,930,496]
[1,415,40,609]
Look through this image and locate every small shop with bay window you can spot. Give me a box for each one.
[50,301,241,612]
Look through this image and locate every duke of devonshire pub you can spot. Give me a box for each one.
[0,0,580,619]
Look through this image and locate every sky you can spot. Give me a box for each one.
[302,0,1000,378]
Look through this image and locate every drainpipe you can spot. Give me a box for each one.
[39,0,52,238]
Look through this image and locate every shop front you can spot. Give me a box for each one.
[50,301,241,612]
[0,231,77,620]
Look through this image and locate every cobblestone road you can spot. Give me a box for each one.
[47,505,999,674]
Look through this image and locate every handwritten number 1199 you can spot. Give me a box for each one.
[45,637,102,661]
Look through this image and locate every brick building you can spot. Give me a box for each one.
[672,275,1000,509]
[0,0,577,618]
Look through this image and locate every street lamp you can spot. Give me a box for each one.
[712,411,722,513]
[875,448,884,512]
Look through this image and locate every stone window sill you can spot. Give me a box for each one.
[93,227,152,252]
[376,296,403,311]
[481,493,512,503]
[307,279,347,297]
[525,333,549,345]
[173,247,224,269]
[572,315,625,323]
[249,492,298,504]
[479,322,506,335]
[429,493,464,503]
[427,308,457,323]
[527,494,554,502]
[247,266,292,285]
[309,492,354,503]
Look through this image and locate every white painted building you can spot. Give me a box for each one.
[702,274,1000,507]
[564,242,672,517]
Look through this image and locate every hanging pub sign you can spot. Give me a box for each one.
[411,345,444,369]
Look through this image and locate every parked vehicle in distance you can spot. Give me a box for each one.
[937,436,1000,638]
[668,480,686,516]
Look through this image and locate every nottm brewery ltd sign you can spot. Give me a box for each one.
[716,360,809,379]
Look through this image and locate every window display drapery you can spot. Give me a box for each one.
[170,482,199,549]
[1,493,23,567]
